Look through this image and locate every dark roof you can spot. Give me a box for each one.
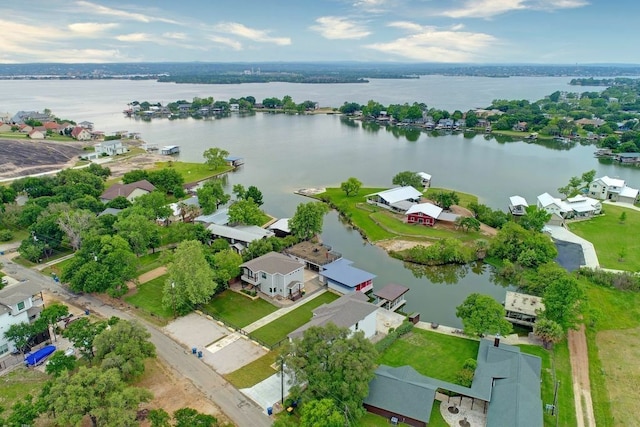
[373,283,409,301]
[100,179,156,201]
[240,252,303,275]
[320,258,376,288]
[288,292,378,339]
[364,365,436,423]
[98,207,123,217]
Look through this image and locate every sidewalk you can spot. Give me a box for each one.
[603,200,640,212]
[243,288,328,333]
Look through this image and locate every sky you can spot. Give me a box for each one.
[1,0,636,64]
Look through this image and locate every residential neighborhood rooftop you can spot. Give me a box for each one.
[504,291,544,317]
[240,251,303,275]
[320,258,376,288]
[367,186,423,205]
[373,283,410,302]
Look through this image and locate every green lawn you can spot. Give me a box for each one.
[250,292,340,346]
[135,252,165,275]
[150,161,233,184]
[224,349,282,389]
[124,274,173,319]
[371,210,482,242]
[43,256,76,277]
[424,187,479,209]
[377,328,479,383]
[200,289,278,329]
[568,204,640,271]
[0,367,49,419]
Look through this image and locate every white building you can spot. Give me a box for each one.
[240,252,305,299]
[588,176,639,204]
[0,282,45,355]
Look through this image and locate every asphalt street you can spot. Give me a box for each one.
[0,253,272,427]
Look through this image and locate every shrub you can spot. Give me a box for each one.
[577,267,640,291]
[0,229,13,241]
[375,321,414,353]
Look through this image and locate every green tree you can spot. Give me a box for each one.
[455,293,513,337]
[45,350,77,377]
[489,222,557,267]
[340,177,362,197]
[3,322,35,354]
[114,213,160,256]
[455,216,481,232]
[6,394,41,427]
[163,240,218,314]
[289,202,329,240]
[533,318,564,349]
[392,171,422,189]
[197,180,230,215]
[173,407,217,427]
[519,205,552,232]
[62,318,108,361]
[542,275,584,331]
[94,320,156,381]
[581,169,596,186]
[147,168,185,197]
[433,191,460,210]
[227,199,264,226]
[619,211,627,224]
[232,184,246,200]
[105,195,132,210]
[245,185,264,206]
[203,147,229,170]
[284,324,377,424]
[56,209,96,251]
[133,191,172,220]
[37,303,69,342]
[300,399,344,427]
[211,249,242,286]
[44,367,152,427]
[148,409,171,427]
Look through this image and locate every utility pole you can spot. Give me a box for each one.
[280,356,285,405]
[552,380,560,417]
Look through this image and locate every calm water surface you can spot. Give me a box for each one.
[1,77,637,327]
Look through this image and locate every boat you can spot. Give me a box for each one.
[24,345,56,366]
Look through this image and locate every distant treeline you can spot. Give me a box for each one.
[157,74,371,84]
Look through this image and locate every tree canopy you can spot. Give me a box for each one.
[284,324,377,424]
[340,177,362,197]
[288,202,329,240]
[392,171,423,189]
[203,147,229,170]
[456,293,513,337]
[227,199,264,226]
[196,179,229,215]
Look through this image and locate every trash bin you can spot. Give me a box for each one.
[267,407,273,416]
[197,351,203,358]
[84,309,90,315]
[192,347,197,354]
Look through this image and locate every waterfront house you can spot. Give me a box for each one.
[366,186,422,212]
[71,126,92,141]
[508,195,528,216]
[193,208,230,226]
[373,283,409,312]
[405,203,443,226]
[0,282,46,355]
[283,241,342,271]
[319,258,375,294]
[240,251,305,299]
[504,291,544,327]
[564,195,602,218]
[207,223,274,253]
[588,176,639,204]
[99,179,156,203]
[160,145,180,155]
[267,218,290,237]
[225,156,245,168]
[11,111,52,124]
[27,129,45,139]
[94,140,127,157]
[288,292,378,340]
[613,152,640,164]
[364,338,542,427]
[79,121,94,130]
[513,121,528,132]
[536,192,568,218]
[18,124,32,134]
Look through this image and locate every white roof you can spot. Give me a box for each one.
[505,291,544,317]
[537,192,560,208]
[600,176,625,188]
[207,224,274,244]
[268,218,290,233]
[509,195,528,207]
[620,186,639,198]
[405,203,443,218]
[417,172,431,181]
[371,186,422,204]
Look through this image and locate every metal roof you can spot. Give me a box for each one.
[509,195,528,207]
[374,283,410,301]
[370,186,423,204]
[207,223,273,243]
[320,258,376,288]
[405,202,442,218]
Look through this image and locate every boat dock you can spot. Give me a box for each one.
[160,145,180,155]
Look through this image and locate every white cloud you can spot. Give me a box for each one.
[352,0,392,13]
[68,22,119,35]
[75,1,180,24]
[310,16,370,40]
[441,0,587,19]
[208,35,243,51]
[365,21,498,62]
[163,32,188,40]
[115,33,154,42]
[214,22,291,46]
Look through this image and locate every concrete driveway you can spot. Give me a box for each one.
[241,370,295,414]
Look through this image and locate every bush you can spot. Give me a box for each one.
[577,267,640,291]
[456,368,475,387]
[0,229,13,241]
[375,321,414,353]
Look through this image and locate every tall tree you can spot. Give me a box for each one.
[57,209,96,251]
[245,185,264,206]
[456,293,513,337]
[392,171,422,189]
[173,408,217,427]
[543,275,584,331]
[3,322,36,354]
[44,367,152,427]
[163,240,218,314]
[519,205,552,232]
[300,399,345,427]
[284,324,377,424]
[36,303,69,342]
[114,213,160,256]
[533,318,564,349]
[210,249,243,286]
[289,202,329,240]
[340,177,362,197]
[45,350,77,377]
[94,320,156,381]
[62,318,108,361]
[197,180,229,215]
[203,147,230,170]
[227,199,264,226]
[432,191,460,210]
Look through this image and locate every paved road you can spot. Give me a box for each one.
[0,254,272,427]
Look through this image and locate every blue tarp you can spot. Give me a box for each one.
[24,345,56,366]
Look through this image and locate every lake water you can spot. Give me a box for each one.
[1,77,637,327]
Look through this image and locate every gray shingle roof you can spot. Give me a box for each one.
[240,252,303,275]
[0,282,42,306]
[373,283,409,301]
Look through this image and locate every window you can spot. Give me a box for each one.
[355,322,359,331]
[17,301,25,311]
[261,272,267,279]
[0,343,8,356]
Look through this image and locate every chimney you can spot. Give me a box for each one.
[494,334,501,347]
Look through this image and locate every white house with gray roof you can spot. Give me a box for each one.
[240,252,304,299]
[589,176,639,204]
[0,282,45,356]
[287,292,377,340]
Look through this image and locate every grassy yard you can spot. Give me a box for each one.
[0,367,49,418]
[568,204,640,271]
[224,349,282,389]
[424,187,478,209]
[135,252,165,275]
[371,210,482,242]
[150,161,233,184]
[200,289,278,329]
[250,292,340,346]
[377,328,479,383]
[124,274,173,319]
